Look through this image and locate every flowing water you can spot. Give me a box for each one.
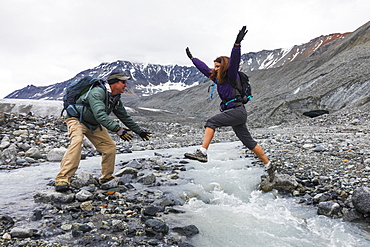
[1,142,369,246]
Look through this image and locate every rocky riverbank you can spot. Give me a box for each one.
[0,107,369,246]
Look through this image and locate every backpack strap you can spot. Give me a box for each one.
[208,82,217,100]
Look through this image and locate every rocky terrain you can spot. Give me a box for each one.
[0,104,369,246]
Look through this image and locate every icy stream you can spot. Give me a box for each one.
[1,142,369,246]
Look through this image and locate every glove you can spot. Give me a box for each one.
[139,131,151,141]
[116,127,133,141]
[235,26,248,44]
[185,47,193,59]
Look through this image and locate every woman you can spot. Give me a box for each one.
[184,26,276,181]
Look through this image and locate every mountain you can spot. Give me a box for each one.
[5,62,209,101]
[5,32,349,101]
[5,21,370,127]
[126,21,370,126]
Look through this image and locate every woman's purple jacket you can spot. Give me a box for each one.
[191,44,241,110]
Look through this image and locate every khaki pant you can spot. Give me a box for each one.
[55,118,116,184]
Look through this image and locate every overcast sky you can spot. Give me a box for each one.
[0,0,369,99]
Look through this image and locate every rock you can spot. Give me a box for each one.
[111,220,127,232]
[260,174,298,192]
[352,186,370,214]
[2,144,18,163]
[34,190,75,203]
[80,201,94,211]
[126,159,143,169]
[0,135,11,149]
[342,209,365,222]
[70,172,97,189]
[143,205,162,216]
[46,147,67,161]
[0,215,14,235]
[100,178,120,190]
[10,227,34,238]
[138,173,156,185]
[172,225,200,237]
[12,130,28,137]
[15,158,28,166]
[25,147,43,159]
[115,167,139,177]
[144,219,169,234]
[317,201,341,217]
[313,144,326,152]
[76,190,93,202]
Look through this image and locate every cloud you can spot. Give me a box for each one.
[0,0,369,98]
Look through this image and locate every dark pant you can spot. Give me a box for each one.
[205,106,257,150]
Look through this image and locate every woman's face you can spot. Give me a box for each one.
[214,62,221,72]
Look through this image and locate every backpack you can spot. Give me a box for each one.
[61,76,105,121]
[227,71,252,104]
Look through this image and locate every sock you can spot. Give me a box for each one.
[200,147,207,155]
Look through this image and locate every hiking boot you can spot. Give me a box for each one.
[99,176,115,185]
[184,149,208,163]
[264,162,276,182]
[55,181,70,192]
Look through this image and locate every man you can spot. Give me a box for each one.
[55,72,151,192]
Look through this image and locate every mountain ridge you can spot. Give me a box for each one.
[126,21,370,126]
[5,32,349,101]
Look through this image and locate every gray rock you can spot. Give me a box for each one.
[70,172,97,189]
[145,219,169,233]
[342,209,364,222]
[0,135,11,149]
[15,159,28,166]
[111,219,127,232]
[10,227,34,238]
[126,159,143,169]
[317,201,341,217]
[115,167,139,177]
[46,147,67,161]
[1,144,18,163]
[80,201,94,211]
[100,178,120,190]
[172,225,200,237]
[13,130,28,137]
[138,173,156,185]
[76,190,93,202]
[260,174,298,192]
[25,147,43,159]
[352,186,370,214]
[34,190,75,203]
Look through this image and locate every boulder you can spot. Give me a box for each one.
[10,227,34,238]
[34,190,75,203]
[172,225,200,237]
[46,147,67,162]
[352,186,370,214]
[317,201,341,217]
[260,174,298,192]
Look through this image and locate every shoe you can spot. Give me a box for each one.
[55,181,70,192]
[99,176,115,185]
[264,162,276,182]
[184,149,208,163]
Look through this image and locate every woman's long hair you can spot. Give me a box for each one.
[209,56,229,83]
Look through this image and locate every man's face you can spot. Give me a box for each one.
[111,80,127,95]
